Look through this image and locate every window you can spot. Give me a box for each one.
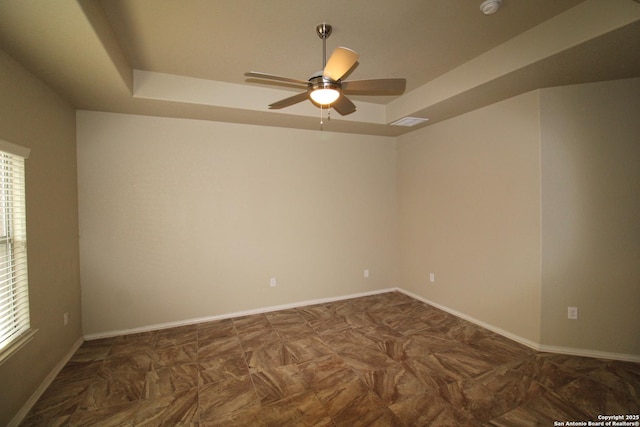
[0,140,33,363]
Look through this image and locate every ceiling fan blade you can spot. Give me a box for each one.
[332,95,356,115]
[342,78,407,95]
[323,47,360,81]
[268,92,309,109]
[244,71,308,87]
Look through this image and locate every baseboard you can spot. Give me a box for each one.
[84,287,397,341]
[84,287,640,363]
[537,344,640,363]
[396,288,640,364]
[8,336,84,427]
[396,288,541,351]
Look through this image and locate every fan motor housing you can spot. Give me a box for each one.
[308,75,341,92]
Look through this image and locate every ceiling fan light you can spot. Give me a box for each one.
[310,88,340,105]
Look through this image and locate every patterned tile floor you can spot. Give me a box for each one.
[21,292,640,426]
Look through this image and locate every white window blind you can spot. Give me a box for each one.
[0,147,30,354]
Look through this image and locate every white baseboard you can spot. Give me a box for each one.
[8,336,84,427]
[84,287,397,341]
[537,344,640,363]
[396,288,640,364]
[397,288,541,350]
[85,286,640,363]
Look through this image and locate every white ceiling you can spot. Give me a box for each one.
[1,0,639,136]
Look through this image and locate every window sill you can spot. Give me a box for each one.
[0,329,39,366]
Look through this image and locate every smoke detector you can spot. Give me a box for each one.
[480,0,503,15]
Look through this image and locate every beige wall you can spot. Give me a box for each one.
[540,78,640,355]
[397,91,543,344]
[0,51,81,425]
[397,79,640,357]
[77,112,398,336]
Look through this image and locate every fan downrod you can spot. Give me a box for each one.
[316,24,333,68]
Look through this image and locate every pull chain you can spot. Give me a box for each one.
[319,104,332,130]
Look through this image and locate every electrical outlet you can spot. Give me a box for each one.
[63,312,69,326]
[270,277,277,287]
[364,269,369,278]
[567,307,578,320]
[429,273,435,283]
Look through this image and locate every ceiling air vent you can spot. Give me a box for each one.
[390,117,430,127]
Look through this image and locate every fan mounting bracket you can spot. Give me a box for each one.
[316,23,332,40]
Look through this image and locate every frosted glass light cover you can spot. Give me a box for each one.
[310,88,340,105]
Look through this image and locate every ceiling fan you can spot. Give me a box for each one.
[245,23,406,115]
